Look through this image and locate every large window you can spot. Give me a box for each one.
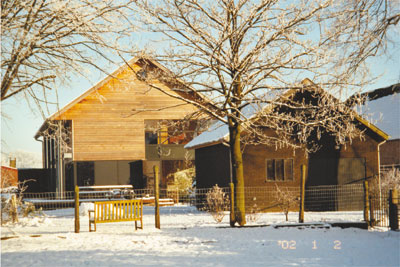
[266,159,293,181]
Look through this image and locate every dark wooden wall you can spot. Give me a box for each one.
[195,144,231,188]
[18,169,54,193]
[380,139,400,166]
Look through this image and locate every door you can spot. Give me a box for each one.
[129,161,144,189]
[77,162,94,186]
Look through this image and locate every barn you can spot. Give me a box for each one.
[185,80,389,211]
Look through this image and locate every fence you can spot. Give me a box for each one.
[22,189,134,210]
[369,190,390,227]
[22,191,75,210]
[18,183,400,228]
[305,184,364,211]
[380,164,400,172]
[21,184,364,213]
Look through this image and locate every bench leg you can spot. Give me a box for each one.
[89,220,96,232]
[89,221,94,232]
[135,217,143,230]
[89,210,96,232]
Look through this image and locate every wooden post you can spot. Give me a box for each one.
[229,182,235,227]
[154,165,160,229]
[74,186,80,233]
[363,180,370,226]
[299,164,306,223]
[389,189,399,230]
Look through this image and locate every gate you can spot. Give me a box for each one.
[369,190,390,227]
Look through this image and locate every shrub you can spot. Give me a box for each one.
[206,185,229,223]
[273,184,299,221]
[381,168,400,191]
[1,179,40,225]
[246,202,261,223]
[168,167,195,202]
[370,168,400,196]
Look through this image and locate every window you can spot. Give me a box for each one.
[266,159,293,181]
[145,132,158,144]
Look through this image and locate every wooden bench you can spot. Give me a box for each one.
[89,199,143,232]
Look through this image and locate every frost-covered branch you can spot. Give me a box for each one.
[132,0,398,226]
[1,0,135,109]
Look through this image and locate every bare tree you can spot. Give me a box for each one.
[273,184,299,222]
[1,0,135,111]
[342,0,400,75]
[131,0,398,226]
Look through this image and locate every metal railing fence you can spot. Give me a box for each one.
[369,190,390,227]
[21,184,367,213]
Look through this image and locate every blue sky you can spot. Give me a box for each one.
[1,35,399,160]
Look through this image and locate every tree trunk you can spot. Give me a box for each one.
[229,123,246,226]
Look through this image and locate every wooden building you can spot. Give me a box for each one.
[34,57,201,193]
[185,80,389,211]
[380,139,400,169]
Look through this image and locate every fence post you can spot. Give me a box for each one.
[389,189,399,230]
[299,164,306,223]
[363,181,370,226]
[154,165,160,229]
[229,182,235,227]
[74,186,80,233]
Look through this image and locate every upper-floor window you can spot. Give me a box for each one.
[266,159,293,181]
[145,132,158,144]
[145,129,193,145]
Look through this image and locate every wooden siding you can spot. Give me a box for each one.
[338,134,380,182]
[380,139,400,166]
[53,63,197,161]
[242,144,306,188]
[195,144,231,188]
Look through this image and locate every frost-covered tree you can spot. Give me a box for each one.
[273,184,299,222]
[132,0,398,226]
[206,185,229,223]
[1,0,135,108]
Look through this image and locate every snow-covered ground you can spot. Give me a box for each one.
[1,205,399,266]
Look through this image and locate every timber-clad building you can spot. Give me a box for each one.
[35,57,200,193]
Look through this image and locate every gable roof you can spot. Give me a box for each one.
[34,57,204,139]
[185,79,389,150]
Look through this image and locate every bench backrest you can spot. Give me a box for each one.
[93,199,143,223]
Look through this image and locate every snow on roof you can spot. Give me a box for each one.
[186,84,393,150]
[185,120,229,149]
[360,93,400,140]
[185,89,288,149]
